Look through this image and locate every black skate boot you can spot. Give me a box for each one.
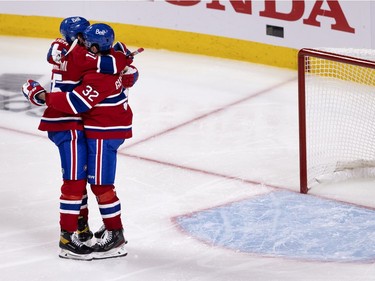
[59,229,93,261]
[77,216,93,243]
[92,229,127,260]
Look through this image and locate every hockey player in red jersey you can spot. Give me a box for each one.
[23,17,137,260]
[23,23,139,260]
[43,17,94,257]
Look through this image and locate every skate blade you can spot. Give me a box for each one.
[59,249,93,261]
[93,244,128,260]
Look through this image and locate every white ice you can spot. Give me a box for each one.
[1,36,375,280]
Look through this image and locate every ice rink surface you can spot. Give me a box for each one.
[1,36,375,280]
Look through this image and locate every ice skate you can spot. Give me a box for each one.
[77,216,93,245]
[92,229,127,260]
[94,225,128,244]
[59,230,93,261]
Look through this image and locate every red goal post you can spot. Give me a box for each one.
[298,48,375,194]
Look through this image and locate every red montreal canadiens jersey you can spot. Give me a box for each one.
[39,39,129,132]
[45,70,133,140]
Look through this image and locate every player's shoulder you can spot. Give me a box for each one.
[70,46,96,66]
[82,50,98,63]
[72,44,89,56]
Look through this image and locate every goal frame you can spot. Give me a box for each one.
[298,48,375,194]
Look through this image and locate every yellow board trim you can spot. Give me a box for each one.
[0,14,298,69]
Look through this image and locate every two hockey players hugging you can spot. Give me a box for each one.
[22,16,141,261]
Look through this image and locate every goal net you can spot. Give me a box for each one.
[298,48,375,194]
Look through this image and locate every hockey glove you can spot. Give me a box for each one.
[122,65,139,88]
[47,38,69,65]
[113,41,133,65]
[22,80,46,106]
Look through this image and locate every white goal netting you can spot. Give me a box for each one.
[301,48,375,189]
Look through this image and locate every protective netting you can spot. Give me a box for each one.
[302,48,375,188]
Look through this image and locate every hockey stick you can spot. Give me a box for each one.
[122,47,144,73]
[128,47,144,57]
[64,38,78,57]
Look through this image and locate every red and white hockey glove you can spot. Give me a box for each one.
[22,80,46,106]
[121,65,139,88]
[47,38,69,65]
